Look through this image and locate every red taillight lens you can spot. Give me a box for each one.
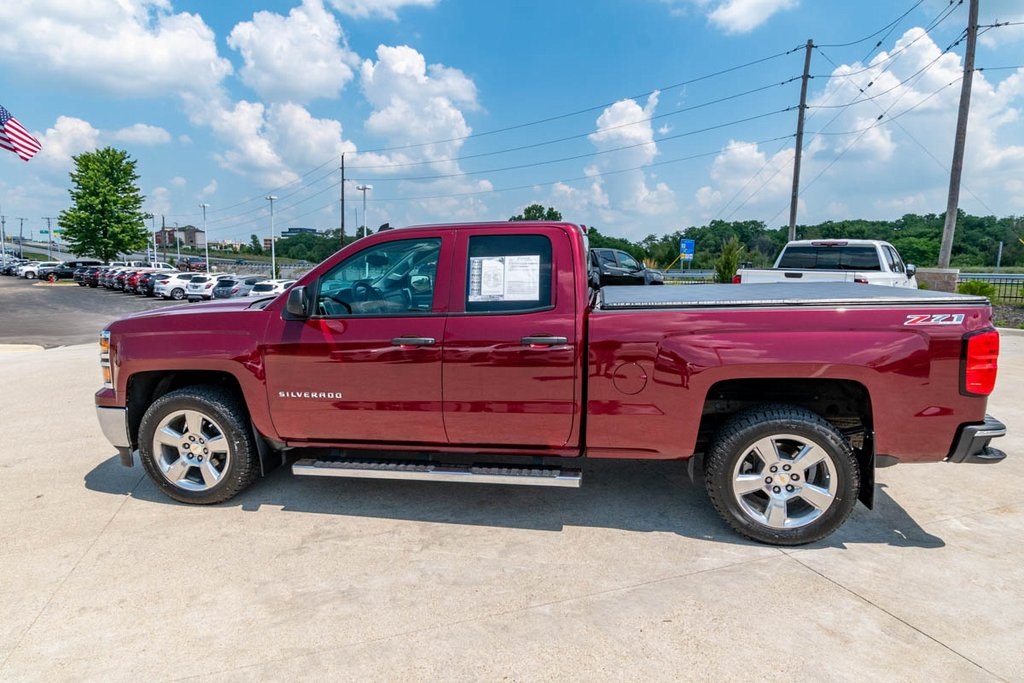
[963,329,999,396]
[732,275,741,284]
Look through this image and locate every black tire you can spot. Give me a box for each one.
[704,404,859,546]
[138,385,260,504]
[171,287,184,300]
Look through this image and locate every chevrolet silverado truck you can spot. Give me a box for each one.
[735,239,918,287]
[95,222,1006,545]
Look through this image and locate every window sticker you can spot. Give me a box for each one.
[469,255,540,301]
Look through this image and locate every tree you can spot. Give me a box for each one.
[510,204,562,221]
[58,147,149,263]
[248,234,264,255]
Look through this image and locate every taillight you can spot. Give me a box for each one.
[963,329,999,396]
[732,275,741,284]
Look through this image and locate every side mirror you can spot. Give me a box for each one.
[906,264,917,277]
[589,269,602,289]
[285,286,310,318]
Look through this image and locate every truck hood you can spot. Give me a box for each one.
[112,297,271,324]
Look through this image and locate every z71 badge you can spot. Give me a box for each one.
[904,313,965,326]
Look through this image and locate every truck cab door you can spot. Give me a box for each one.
[442,227,581,449]
[263,232,451,445]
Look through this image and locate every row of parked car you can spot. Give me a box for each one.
[1,257,295,301]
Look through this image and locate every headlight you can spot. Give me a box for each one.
[100,330,113,389]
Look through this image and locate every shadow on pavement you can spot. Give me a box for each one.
[84,454,943,549]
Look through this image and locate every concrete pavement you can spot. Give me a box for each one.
[0,337,1021,681]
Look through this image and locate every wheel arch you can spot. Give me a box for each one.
[697,378,875,509]
[126,370,282,475]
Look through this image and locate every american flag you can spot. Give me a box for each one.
[0,105,43,162]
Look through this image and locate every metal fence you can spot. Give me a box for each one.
[958,273,1024,304]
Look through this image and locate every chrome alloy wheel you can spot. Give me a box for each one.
[730,433,838,530]
[152,409,232,492]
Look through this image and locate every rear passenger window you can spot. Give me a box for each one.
[466,234,552,313]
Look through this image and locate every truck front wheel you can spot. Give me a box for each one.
[704,404,859,546]
[138,386,259,504]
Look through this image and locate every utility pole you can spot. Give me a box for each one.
[17,218,26,257]
[199,203,210,273]
[161,215,167,262]
[266,195,278,277]
[0,214,6,260]
[788,38,814,242]
[938,0,979,269]
[42,216,55,259]
[340,153,346,247]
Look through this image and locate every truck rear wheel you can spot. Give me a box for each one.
[704,404,859,546]
[138,385,259,504]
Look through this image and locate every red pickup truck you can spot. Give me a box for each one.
[95,221,1006,545]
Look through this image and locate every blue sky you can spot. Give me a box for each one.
[1,0,1022,245]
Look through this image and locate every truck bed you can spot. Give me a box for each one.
[597,282,986,310]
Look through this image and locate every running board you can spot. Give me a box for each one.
[291,458,582,488]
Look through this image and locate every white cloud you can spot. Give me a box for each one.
[706,0,798,34]
[149,186,172,217]
[227,0,358,104]
[660,0,797,33]
[584,92,677,220]
[0,1,230,98]
[170,176,187,188]
[327,0,438,20]
[34,117,101,169]
[354,45,489,225]
[359,45,477,172]
[695,140,793,219]
[200,180,218,198]
[111,123,172,145]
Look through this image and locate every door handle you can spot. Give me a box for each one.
[392,336,435,347]
[521,336,568,347]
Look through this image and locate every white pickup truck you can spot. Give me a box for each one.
[735,239,918,288]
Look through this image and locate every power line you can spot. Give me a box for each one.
[201,135,796,236]
[175,47,804,220]
[346,78,800,172]
[816,0,926,48]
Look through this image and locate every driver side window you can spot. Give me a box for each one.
[316,237,441,317]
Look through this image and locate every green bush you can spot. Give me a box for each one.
[957,280,997,299]
[714,236,744,284]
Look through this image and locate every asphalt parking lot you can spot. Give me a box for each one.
[0,274,180,347]
[0,284,1021,680]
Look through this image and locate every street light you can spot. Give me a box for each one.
[356,184,373,236]
[265,195,278,277]
[199,203,210,273]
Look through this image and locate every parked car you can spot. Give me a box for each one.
[178,256,207,272]
[2,259,29,276]
[94,221,1006,546]
[82,266,105,287]
[186,273,235,301]
[247,279,296,297]
[40,259,104,282]
[141,272,172,297]
[734,239,918,288]
[20,261,61,279]
[589,248,664,286]
[154,272,196,300]
[212,275,266,299]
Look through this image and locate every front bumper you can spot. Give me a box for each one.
[96,405,133,465]
[947,415,1007,464]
